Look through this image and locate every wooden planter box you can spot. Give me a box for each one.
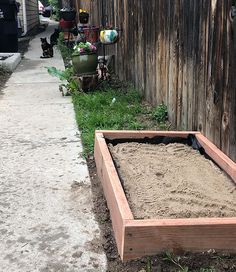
[94,130,236,261]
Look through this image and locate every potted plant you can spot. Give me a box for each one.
[59,18,76,29]
[72,42,97,76]
[79,9,89,24]
[60,7,76,21]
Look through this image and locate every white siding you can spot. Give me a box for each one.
[17,0,39,34]
[17,0,24,31]
[26,0,39,32]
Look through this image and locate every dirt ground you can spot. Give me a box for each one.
[87,157,236,272]
[0,69,11,95]
[18,38,31,57]
[0,38,30,94]
[109,142,236,219]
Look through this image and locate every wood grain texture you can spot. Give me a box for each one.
[77,0,236,163]
[98,130,198,140]
[94,132,133,258]
[123,218,236,260]
[94,130,236,261]
[196,133,236,183]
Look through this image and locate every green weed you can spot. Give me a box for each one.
[48,0,60,20]
[163,252,189,272]
[47,66,79,94]
[146,257,152,272]
[162,252,217,272]
[152,103,168,123]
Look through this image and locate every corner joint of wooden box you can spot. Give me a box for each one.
[95,131,104,138]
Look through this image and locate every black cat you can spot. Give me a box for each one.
[40,37,53,58]
[50,28,60,46]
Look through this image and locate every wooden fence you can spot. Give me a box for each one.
[77,0,236,162]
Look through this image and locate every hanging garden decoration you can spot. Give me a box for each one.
[99,29,119,45]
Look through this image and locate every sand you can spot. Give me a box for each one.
[109,142,236,219]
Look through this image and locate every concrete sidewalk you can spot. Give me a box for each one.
[0,22,107,271]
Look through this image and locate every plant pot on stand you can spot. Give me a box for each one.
[60,9,76,21]
[72,53,97,76]
[79,12,89,24]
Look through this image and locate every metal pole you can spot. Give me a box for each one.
[101,0,106,61]
[101,0,105,28]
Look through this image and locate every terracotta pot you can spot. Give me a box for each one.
[59,19,75,29]
[72,53,97,76]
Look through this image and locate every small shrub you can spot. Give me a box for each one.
[72,87,143,155]
[47,66,79,94]
[152,103,168,123]
[48,0,60,21]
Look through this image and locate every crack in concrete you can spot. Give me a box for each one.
[0,139,81,149]
[0,190,18,195]
[0,102,72,107]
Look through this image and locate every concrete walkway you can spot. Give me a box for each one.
[0,22,107,271]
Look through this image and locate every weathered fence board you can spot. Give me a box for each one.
[77,0,236,162]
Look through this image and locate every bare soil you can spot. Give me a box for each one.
[0,37,30,95]
[0,69,11,96]
[109,142,236,219]
[18,37,31,57]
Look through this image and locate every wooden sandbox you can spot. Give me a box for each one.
[94,130,236,261]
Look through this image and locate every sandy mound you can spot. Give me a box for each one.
[109,142,236,219]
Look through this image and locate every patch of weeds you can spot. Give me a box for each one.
[49,0,60,21]
[72,86,144,155]
[47,66,79,95]
[163,252,189,272]
[146,257,152,272]
[149,102,170,130]
[152,102,168,123]
[136,102,170,130]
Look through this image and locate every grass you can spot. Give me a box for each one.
[72,83,168,156]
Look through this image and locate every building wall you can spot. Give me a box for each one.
[26,0,39,32]
[17,0,39,34]
[17,0,24,32]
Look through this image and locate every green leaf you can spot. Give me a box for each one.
[46,66,68,81]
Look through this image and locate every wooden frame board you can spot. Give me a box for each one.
[94,130,236,261]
